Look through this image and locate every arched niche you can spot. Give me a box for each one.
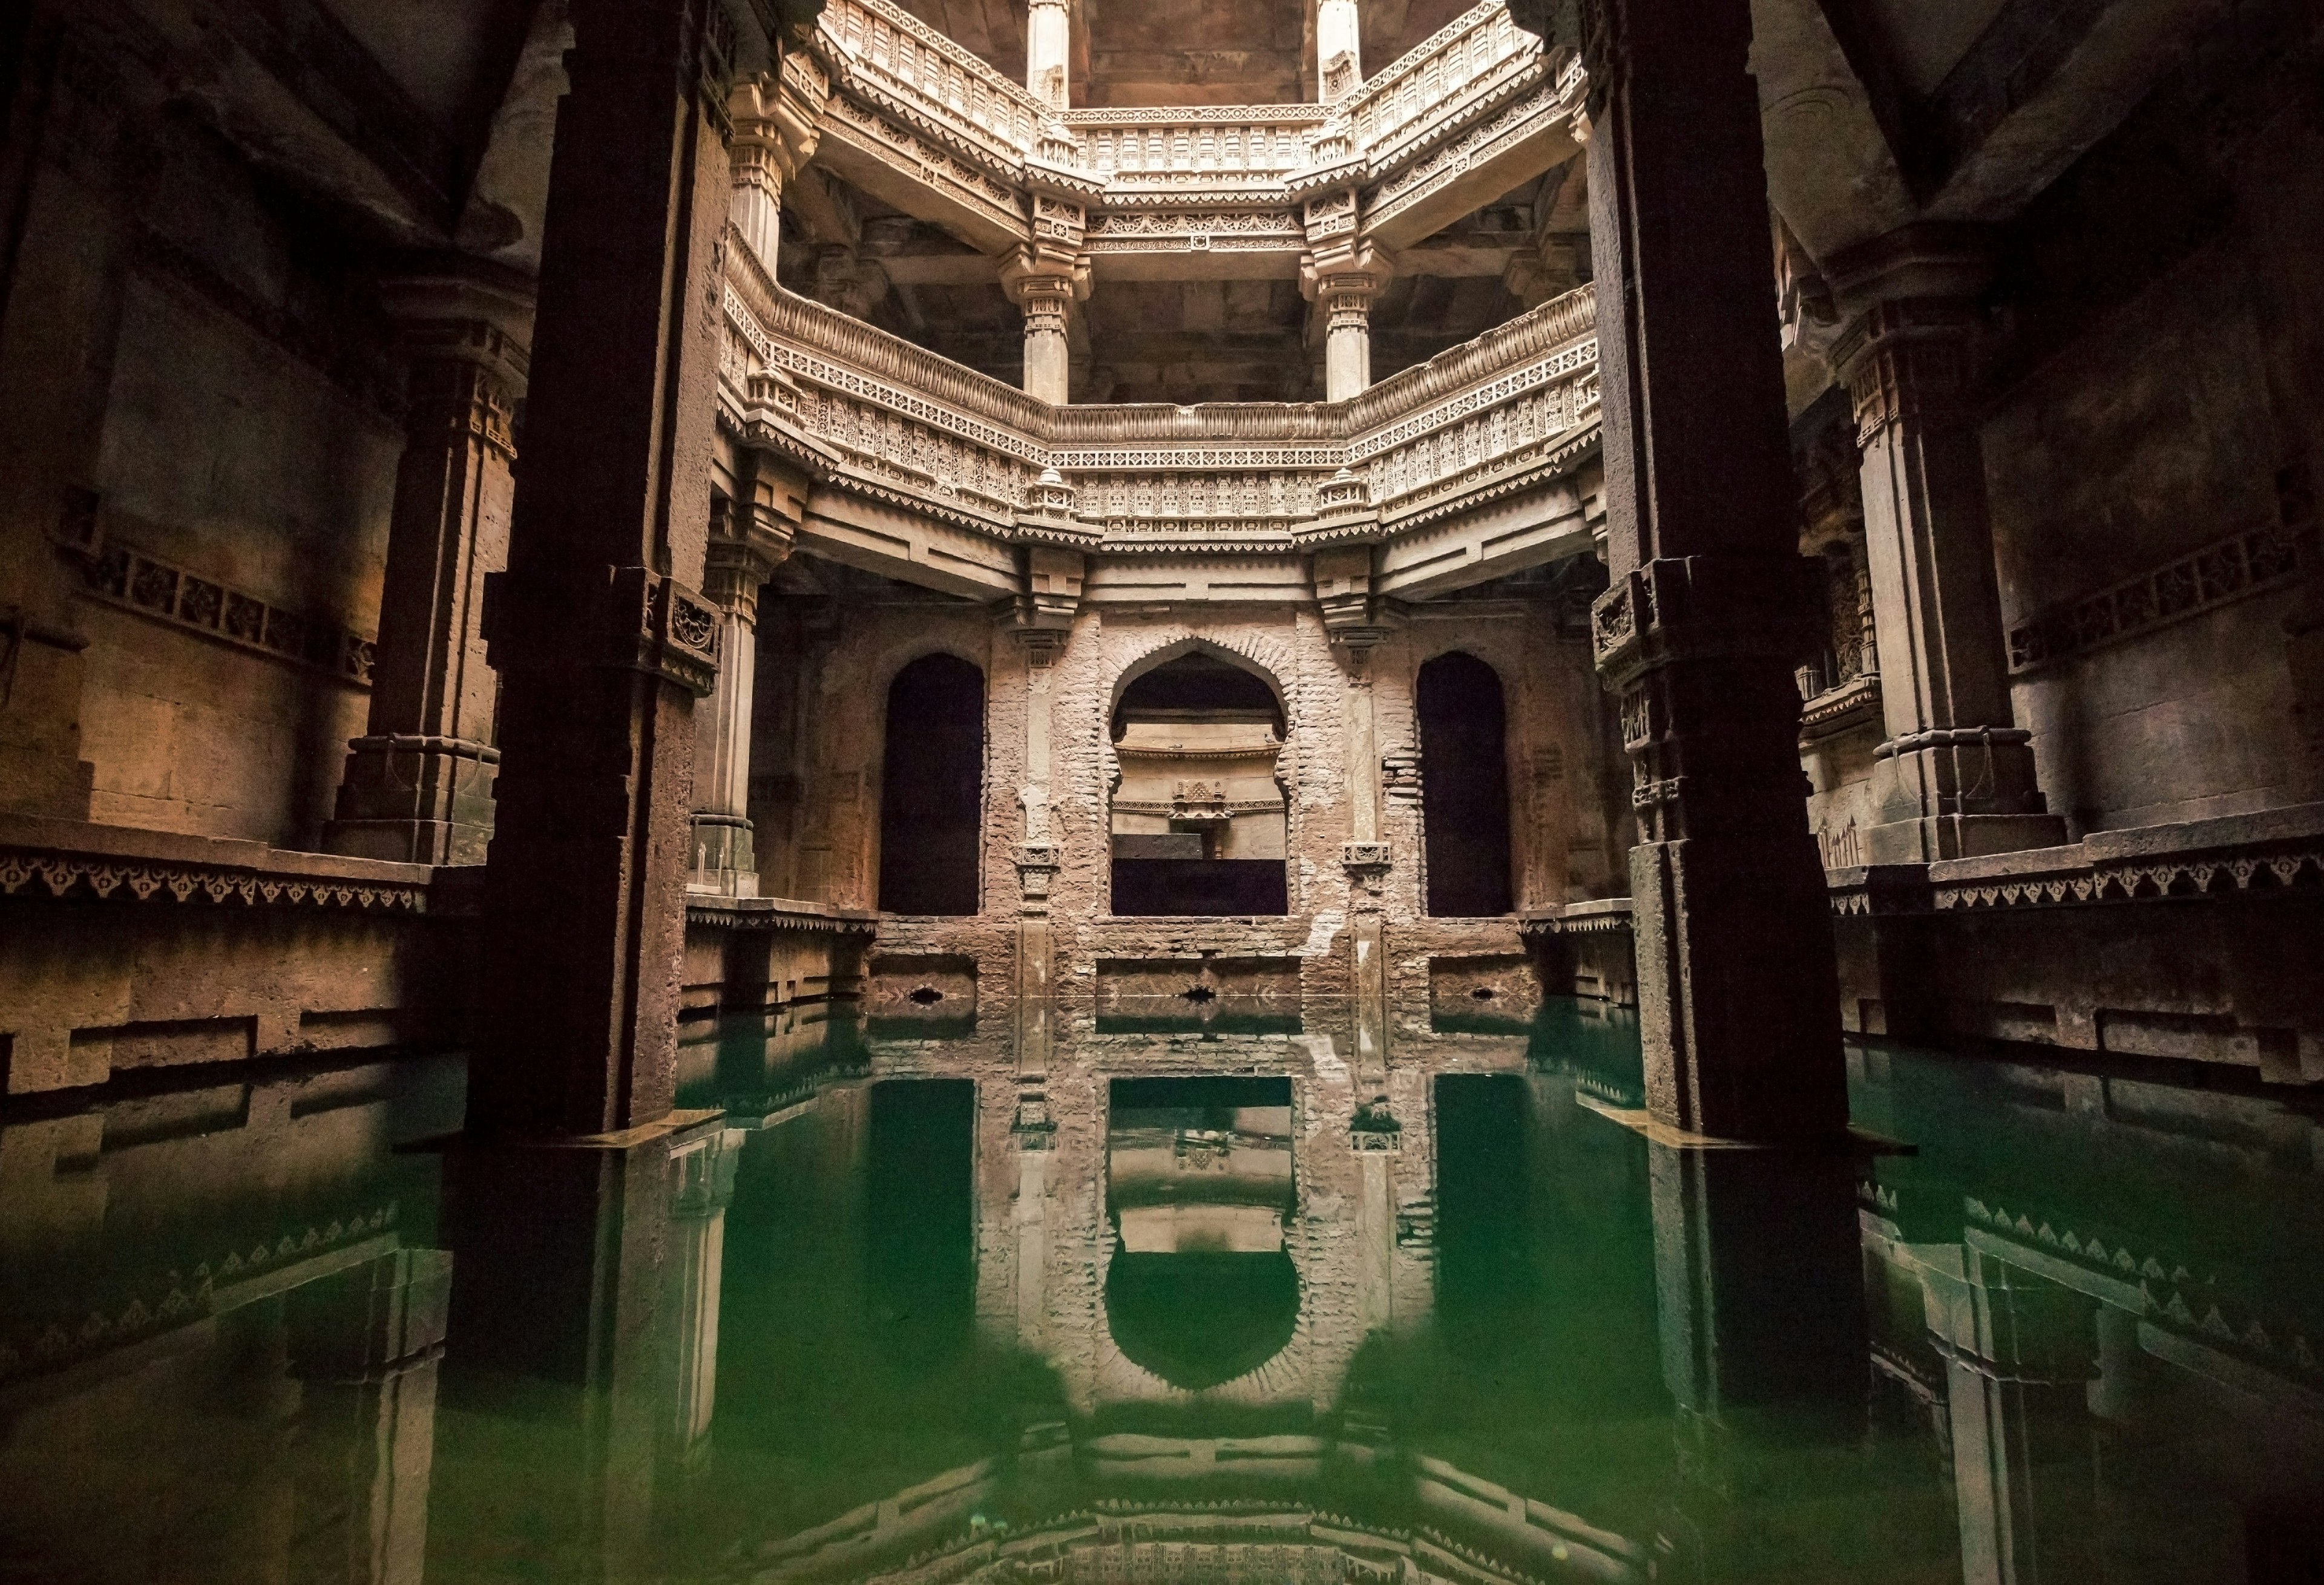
[1108,647,1289,917]
[1417,651,1515,917]
[876,652,985,915]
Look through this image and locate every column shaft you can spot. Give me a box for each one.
[1583,0,1845,1140]
[1026,0,1070,108]
[689,470,798,897]
[1832,231,2064,861]
[1316,0,1362,100]
[329,288,529,865]
[473,0,733,1138]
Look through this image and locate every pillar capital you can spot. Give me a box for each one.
[1003,248,1087,405]
[1013,535,1085,650]
[727,61,827,271]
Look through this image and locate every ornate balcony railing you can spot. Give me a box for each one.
[803,0,1578,246]
[818,0,1045,166]
[1063,108,1331,192]
[723,238,1599,555]
[1345,0,1538,174]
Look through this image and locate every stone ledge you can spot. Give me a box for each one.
[684,894,879,933]
[1826,802,2324,914]
[0,815,442,911]
[1517,897,1633,936]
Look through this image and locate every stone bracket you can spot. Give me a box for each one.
[1590,554,1825,688]
[482,565,721,698]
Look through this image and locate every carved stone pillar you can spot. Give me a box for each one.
[1914,1249,2102,1585]
[1003,250,1086,406]
[1304,251,1385,402]
[1830,226,2065,862]
[1317,0,1363,100]
[1011,496,1080,1134]
[327,275,531,865]
[471,0,734,1141]
[688,460,803,896]
[727,64,826,275]
[1581,0,1846,1140]
[813,243,890,320]
[1026,0,1071,109]
[1316,510,1393,1086]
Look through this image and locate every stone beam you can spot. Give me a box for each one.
[1919,0,2221,222]
[1082,557,1317,605]
[798,487,1022,600]
[1750,0,1916,259]
[1374,479,1595,599]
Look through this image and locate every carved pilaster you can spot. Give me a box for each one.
[1002,248,1088,405]
[1302,247,1387,402]
[689,461,803,897]
[727,58,827,274]
[327,274,533,866]
[1828,225,2063,863]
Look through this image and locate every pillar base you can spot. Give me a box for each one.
[325,735,498,865]
[1866,731,2066,862]
[686,812,758,897]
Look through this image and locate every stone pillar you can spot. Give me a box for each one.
[1830,227,2065,862]
[471,0,734,1141]
[1303,251,1385,403]
[1010,506,1080,1136]
[689,461,803,897]
[1318,525,1393,1089]
[1003,250,1085,406]
[1915,1247,2102,1585]
[285,1247,454,1585]
[727,67,824,276]
[1316,0,1362,100]
[1026,0,1071,110]
[1580,0,1846,1141]
[327,275,531,865]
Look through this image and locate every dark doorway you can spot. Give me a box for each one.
[1109,650,1288,916]
[1418,651,1514,916]
[878,653,984,914]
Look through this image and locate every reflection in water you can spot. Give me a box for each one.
[4,1020,2322,1582]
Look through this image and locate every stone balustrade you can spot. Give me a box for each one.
[818,0,1046,165]
[805,0,1579,263]
[722,243,1600,560]
[1343,0,1537,173]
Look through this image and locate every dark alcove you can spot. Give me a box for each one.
[1417,651,1514,917]
[878,653,985,914]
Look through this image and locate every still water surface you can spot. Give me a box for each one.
[4,1004,2321,1583]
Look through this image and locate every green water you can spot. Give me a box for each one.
[4,1006,2321,1583]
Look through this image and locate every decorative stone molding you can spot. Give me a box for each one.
[2006,520,2305,673]
[0,817,439,912]
[68,532,376,689]
[681,894,879,932]
[1515,897,1634,936]
[1823,803,2324,915]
